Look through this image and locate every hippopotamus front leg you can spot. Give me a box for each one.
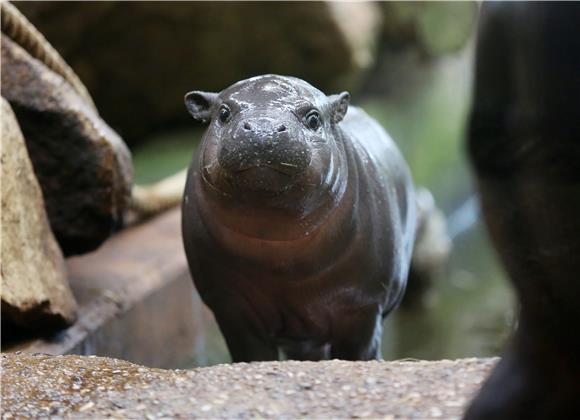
[281,342,330,361]
[209,299,278,363]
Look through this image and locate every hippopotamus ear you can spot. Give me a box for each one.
[184,91,219,123]
[328,92,350,123]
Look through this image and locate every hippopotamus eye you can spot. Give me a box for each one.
[306,110,321,130]
[218,105,231,123]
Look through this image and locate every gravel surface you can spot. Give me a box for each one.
[1,353,496,419]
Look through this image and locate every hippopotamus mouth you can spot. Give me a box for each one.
[202,160,302,196]
[225,163,302,194]
[232,162,299,177]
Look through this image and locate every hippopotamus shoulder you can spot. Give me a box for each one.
[341,106,404,169]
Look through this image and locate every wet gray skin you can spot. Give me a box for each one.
[185,75,349,214]
[182,75,416,362]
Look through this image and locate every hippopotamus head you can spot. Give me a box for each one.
[185,75,350,210]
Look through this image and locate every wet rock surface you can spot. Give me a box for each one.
[1,35,133,256]
[1,353,495,419]
[17,2,381,144]
[0,98,77,329]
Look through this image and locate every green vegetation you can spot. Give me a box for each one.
[132,128,201,185]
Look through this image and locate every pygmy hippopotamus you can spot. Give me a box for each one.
[182,75,418,362]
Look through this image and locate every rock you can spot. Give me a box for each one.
[1,352,496,418]
[1,0,96,109]
[1,35,133,256]
[128,169,187,224]
[16,2,382,144]
[3,208,207,370]
[0,98,77,329]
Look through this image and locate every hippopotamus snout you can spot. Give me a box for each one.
[217,116,312,192]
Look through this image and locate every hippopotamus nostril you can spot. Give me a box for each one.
[243,122,252,131]
[277,125,287,132]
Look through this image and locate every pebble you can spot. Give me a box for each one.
[78,401,94,412]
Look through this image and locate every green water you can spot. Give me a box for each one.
[383,222,514,361]
[133,49,515,365]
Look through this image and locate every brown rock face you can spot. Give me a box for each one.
[1,36,133,256]
[0,98,77,329]
[16,2,381,144]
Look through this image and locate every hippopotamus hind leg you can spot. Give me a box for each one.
[330,311,382,361]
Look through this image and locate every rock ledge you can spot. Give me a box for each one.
[1,353,495,419]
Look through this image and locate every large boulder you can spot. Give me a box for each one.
[16,2,382,144]
[1,35,133,256]
[1,98,77,329]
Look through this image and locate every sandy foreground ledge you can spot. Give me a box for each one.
[1,353,496,419]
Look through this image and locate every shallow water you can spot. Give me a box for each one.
[383,220,514,361]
